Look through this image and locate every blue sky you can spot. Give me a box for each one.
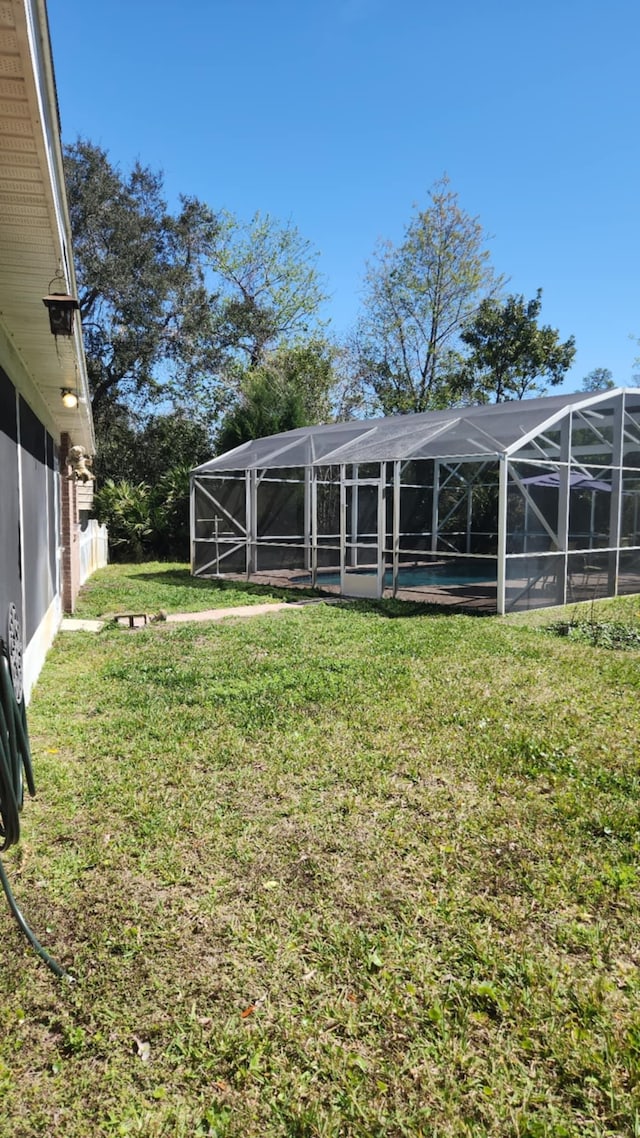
[48,0,639,393]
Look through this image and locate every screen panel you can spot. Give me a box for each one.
[19,397,50,642]
[0,369,21,634]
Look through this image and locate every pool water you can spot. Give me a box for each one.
[299,565,496,589]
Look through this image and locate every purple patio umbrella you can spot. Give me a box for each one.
[521,471,612,492]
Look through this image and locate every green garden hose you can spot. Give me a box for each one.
[0,641,73,981]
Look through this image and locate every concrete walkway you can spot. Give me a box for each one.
[60,598,333,634]
[166,601,308,624]
[60,618,105,632]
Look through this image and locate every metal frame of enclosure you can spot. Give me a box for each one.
[191,389,640,614]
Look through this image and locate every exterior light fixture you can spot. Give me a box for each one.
[43,292,79,337]
[60,388,78,409]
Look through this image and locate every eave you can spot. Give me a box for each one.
[0,0,93,452]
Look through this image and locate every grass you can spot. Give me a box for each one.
[74,562,313,619]
[1,565,640,1136]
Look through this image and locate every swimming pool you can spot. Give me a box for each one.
[297,563,497,589]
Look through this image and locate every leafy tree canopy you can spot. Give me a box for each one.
[65,139,331,483]
[65,141,328,415]
[216,371,308,455]
[459,289,576,402]
[92,408,212,486]
[209,211,329,370]
[352,177,503,415]
[64,139,221,417]
[581,367,614,392]
[215,338,338,455]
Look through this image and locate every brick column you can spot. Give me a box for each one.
[59,432,80,613]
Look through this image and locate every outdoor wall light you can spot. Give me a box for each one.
[60,388,78,409]
[42,292,79,337]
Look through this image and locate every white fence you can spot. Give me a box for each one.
[79,520,109,585]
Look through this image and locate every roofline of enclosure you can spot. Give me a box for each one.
[194,450,508,474]
[504,387,632,457]
[194,389,639,475]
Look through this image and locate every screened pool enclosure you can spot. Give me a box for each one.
[191,389,640,613]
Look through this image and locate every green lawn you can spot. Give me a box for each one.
[74,561,311,618]
[1,566,639,1136]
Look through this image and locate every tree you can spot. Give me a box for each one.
[215,339,338,454]
[91,409,211,562]
[353,177,502,415]
[64,140,221,418]
[209,211,328,369]
[66,142,329,422]
[255,339,337,422]
[216,370,309,454]
[129,413,211,481]
[581,367,614,392]
[66,139,334,558]
[152,464,194,559]
[92,409,212,485]
[459,289,576,402]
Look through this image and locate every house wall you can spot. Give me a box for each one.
[0,367,23,633]
[0,363,69,702]
[59,432,80,616]
[19,395,57,642]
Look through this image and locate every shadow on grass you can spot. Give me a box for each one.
[330,597,494,620]
[130,568,320,603]
[128,568,495,618]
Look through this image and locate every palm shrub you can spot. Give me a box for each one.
[93,479,154,562]
[94,467,194,562]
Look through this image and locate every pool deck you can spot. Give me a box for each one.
[214,567,640,614]
[222,569,499,613]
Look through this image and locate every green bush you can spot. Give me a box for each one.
[94,466,193,562]
[546,618,640,650]
[93,479,154,562]
[151,463,192,560]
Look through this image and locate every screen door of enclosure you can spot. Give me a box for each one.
[340,473,384,598]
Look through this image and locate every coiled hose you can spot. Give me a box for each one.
[0,640,72,980]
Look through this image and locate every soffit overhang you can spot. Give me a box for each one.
[0,0,93,452]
